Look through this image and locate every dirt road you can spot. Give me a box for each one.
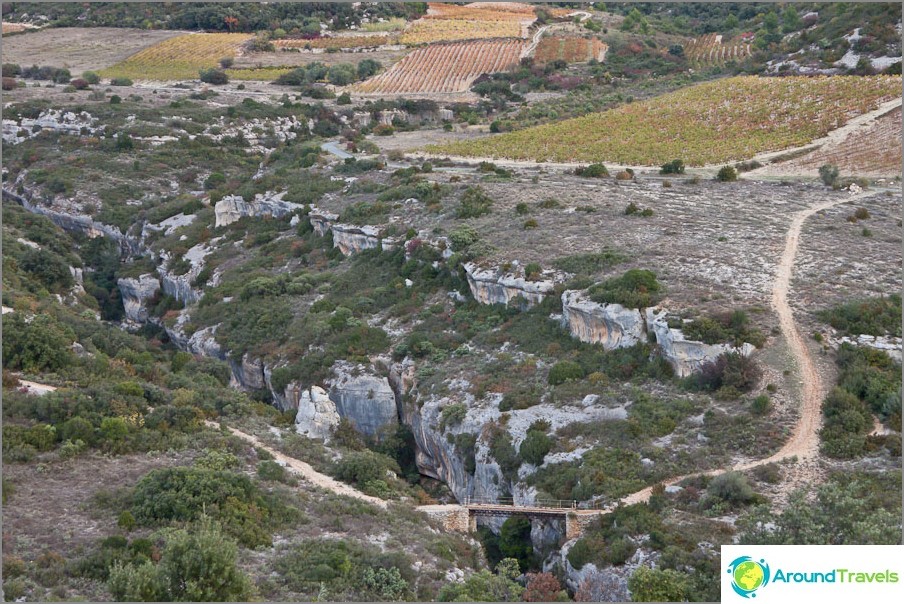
[204,420,388,508]
[620,188,882,507]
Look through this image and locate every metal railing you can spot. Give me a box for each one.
[462,496,610,511]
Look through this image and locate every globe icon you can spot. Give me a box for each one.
[733,560,765,592]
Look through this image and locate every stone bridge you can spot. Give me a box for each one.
[417,498,609,540]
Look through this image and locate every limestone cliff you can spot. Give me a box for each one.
[117,274,161,324]
[214,191,302,228]
[326,362,399,437]
[330,223,383,256]
[561,291,646,350]
[463,262,560,309]
[646,309,756,378]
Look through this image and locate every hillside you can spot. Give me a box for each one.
[427,75,902,166]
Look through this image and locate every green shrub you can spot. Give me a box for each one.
[575,163,609,178]
[817,295,901,338]
[456,186,494,219]
[587,269,662,308]
[706,471,756,506]
[682,310,765,347]
[108,517,251,602]
[628,566,691,602]
[548,360,585,385]
[659,159,685,174]
[449,224,480,251]
[499,516,535,572]
[2,313,74,372]
[130,467,293,547]
[440,403,468,431]
[199,68,228,85]
[819,164,839,186]
[553,250,626,276]
[334,450,400,490]
[519,430,552,466]
[257,460,291,483]
[716,166,738,182]
[110,77,133,86]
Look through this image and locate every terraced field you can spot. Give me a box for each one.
[274,34,397,50]
[428,75,903,166]
[534,36,608,64]
[686,33,753,68]
[99,32,252,81]
[353,39,524,95]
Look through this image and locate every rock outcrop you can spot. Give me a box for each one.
[835,334,902,364]
[294,386,342,440]
[117,274,161,323]
[330,223,383,256]
[327,363,399,437]
[561,291,646,350]
[646,309,755,378]
[309,207,339,236]
[463,263,560,309]
[214,191,302,228]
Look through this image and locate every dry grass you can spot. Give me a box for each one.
[534,36,608,64]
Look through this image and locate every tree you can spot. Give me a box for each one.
[756,11,782,49]
[548,361,585,386]
[336,91,352,105]
[781,5,802,33]
[327,64,357,86]
[818,164,839,186]
[628,566,691,602]
[499,516,534,572]
[20,248,74,292]
[519,430,552,466]
[524,572,566,602]
[1,314,74,372]
[357,58,382,79]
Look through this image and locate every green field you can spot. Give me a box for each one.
[428,75,902,166]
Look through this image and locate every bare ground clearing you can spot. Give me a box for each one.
[0,27,184,73]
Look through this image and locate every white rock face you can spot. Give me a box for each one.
[295,385,342,440]
[561,291,646,350]
[463,262,560,309]
[646,308,755,378]
[327,363,399,437]
[117,274,161,323]
[309,207,339,236]
[331,223,382,255]
[214,191,301,227]
[3,109,103,145]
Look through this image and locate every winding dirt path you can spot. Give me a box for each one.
[620,188,882,507]
[203,420,388,509]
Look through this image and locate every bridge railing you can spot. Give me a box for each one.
[463,496,609,510]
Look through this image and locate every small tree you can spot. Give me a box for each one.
[819,164,839,186]
[548,360,585,385]
[660,158,685,174]
[336,91,352,105]
[82,71,101,84]
[524,572,565,602]
[199,68,229,85]
[519,430,552,466]
[717,165,738,182]
[218,56,234,69]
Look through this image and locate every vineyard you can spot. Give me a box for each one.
[428,75,903,166]
[399,2,533,44]
[534,36,608,65]
[99,33,252,81]
[759,105,902,177]
[685,33,752,68]
[274,34,398,50]
[353,39,524,95]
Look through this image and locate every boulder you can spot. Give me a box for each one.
[331,223,382,256]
